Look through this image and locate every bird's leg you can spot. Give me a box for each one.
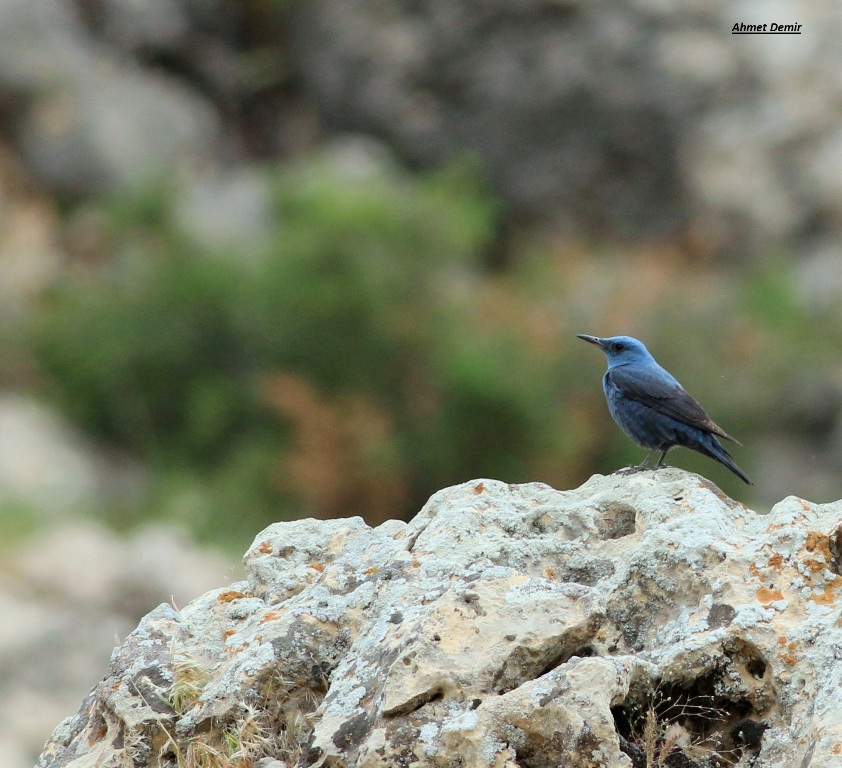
[633,448,658,470]
[654,446,671,469]
[619,447,659,473]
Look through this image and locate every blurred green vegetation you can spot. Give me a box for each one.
[35,155,550,549]
[30,150,842,552]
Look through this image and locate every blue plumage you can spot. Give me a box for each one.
[578,334,752,484]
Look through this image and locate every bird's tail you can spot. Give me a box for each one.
[697,434,754,485]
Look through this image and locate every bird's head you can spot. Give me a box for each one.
[576,334,655,366]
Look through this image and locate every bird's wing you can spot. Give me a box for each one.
[606,365,741,444]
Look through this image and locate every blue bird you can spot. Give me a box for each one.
[577,334,752,485]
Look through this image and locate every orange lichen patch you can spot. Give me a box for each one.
[749,563,762,579]
[259,610,285,624]
[799,499,812,512]
[88,718,107,746]
[767,553,784,568]
[804,532,833,570]
[543,566,556,580]
[309,562,325,572]
[778,640,799,664]
[411,560,420,568]
[808,577,842,605]
[804,559,829,573]
[833,743,842,755]
[363,567,379,575]
[756,587,784,605]
[223,628,235,639]
[218,590,248,603]
[474,482,485,493]
[225,643,243,656]
[257,541,272,554]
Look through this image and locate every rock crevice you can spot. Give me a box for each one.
[39,471,842,767]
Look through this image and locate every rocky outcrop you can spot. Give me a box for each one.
[39,471,842,767]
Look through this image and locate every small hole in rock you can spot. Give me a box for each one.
[726,639,769,684]
[531,516,548,534]
[597,502,637,539]
[829,525,842,575]
[730,719,768,748]
[745,658,766,679]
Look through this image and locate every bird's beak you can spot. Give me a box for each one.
[576,334,604,348]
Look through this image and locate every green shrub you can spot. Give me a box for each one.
[35,155,536,547]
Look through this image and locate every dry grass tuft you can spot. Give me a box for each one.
[617,680,741,768]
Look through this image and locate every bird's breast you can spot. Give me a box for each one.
[602,375,670,448]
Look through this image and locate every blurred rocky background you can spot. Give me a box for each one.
[3,0,842,764]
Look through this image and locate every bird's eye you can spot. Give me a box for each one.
[612,342,625,352]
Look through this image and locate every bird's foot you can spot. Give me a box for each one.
[616,465,647,475]
[616,462,669,476]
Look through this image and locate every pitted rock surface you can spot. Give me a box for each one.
[39,471,842,767]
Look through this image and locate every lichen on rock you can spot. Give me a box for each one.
[38,470,842,767]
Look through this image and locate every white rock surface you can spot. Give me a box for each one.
[38,471,842,767]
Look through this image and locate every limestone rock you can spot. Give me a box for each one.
[38,471,842,767]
